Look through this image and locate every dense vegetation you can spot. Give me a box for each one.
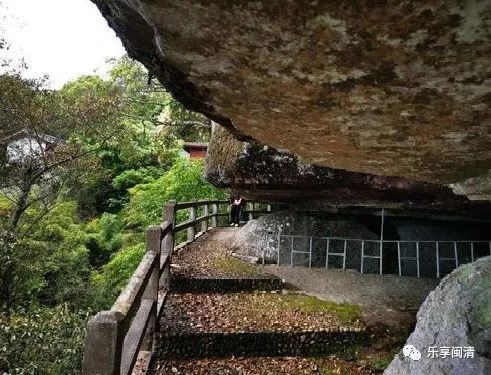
[0,55,226,373]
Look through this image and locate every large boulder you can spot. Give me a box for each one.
[385,256,491,375]
[233,210,379,269]
[92,0,490,188]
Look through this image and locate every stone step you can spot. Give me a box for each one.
[155,328,367,359]
[155,292,366,359]
[170,276,284,293]
[150,355,374,375]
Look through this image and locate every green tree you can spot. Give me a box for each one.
[124,158,227,230]
[0,72,120,308]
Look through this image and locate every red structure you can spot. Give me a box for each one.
[182,142,208,159]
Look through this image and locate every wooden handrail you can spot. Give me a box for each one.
[82,198,270,375]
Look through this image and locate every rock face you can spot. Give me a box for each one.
[233,211,491,275]
[206,124,491,217]
[385,256,491,375]
[93,0,490,185]
[233,210,379,266]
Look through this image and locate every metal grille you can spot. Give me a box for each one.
[262,234,491,279]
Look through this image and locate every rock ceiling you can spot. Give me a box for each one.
[92,0,490,186]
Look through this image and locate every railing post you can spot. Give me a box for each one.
[161,201,176,290]
[211,202,218,228]
[360,241,365,274]
[343,239,347,270]
[141,226,160,351]
[187,200,197,242]
[309,236,313,268]
[325,237,330,269]
[436,242,440,278]
[249,202,254,221]
[397,242,401,276]
[202,201,209,233]
[82,311,123,375]
[290,235,294,267]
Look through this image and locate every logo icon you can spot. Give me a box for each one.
[403,345,422,361]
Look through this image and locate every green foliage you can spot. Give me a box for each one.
[212,256,260,277]
[63,57,182,217]
[0,304,89,374]
[369,358,392,373]
[112,168,157,191]
[90,242,146,310]
[0,54,224,371]
[85,213,124,268]
[0,202,90,309]
[124,158,227,230]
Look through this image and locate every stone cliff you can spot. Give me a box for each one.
[206,124,491,217]
[385,256,491,375]
[92,0,490,190]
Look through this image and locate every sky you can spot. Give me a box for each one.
[1,0,126,88]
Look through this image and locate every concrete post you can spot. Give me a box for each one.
[211,202,218,228]
[141,225,160,351]
[187,200,197,242]
[201,202,209,232]
[82,311,123,375]
[161,201,176,290]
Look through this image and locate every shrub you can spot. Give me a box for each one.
[85,213,124,268]
[0,305,90,374]
[89,242,146,310]
[1,202,90,309]
[124,158,226,230]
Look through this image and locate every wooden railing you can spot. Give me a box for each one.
[82,198,270,375]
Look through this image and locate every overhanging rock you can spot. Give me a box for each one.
[92,0,490,185]
[206,124,491,218]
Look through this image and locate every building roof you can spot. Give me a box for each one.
[183,142,208,151]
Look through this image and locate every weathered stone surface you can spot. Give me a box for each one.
[385,256,491,375]
[93,0,490,184]
[450,169,491,201]
[206,124,491,216]
[233,211,491,275]
[233,210,379,265]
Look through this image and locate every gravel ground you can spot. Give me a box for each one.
[153,356,379,375]
[160,292,363,334]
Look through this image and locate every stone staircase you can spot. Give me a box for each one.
[83,202,409,375]
[146,230,372,374]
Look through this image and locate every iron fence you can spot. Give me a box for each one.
[262,234,491,279]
